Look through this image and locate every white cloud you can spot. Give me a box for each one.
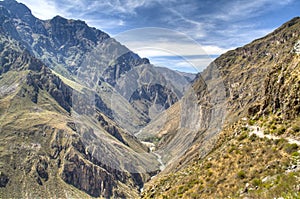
[114,27,230,57]
[148,53,213,73]
[113,27,230,72]
[17,0,66,19]
[69,0,149,16]
[132,44,228,57]
[86,19,126,30]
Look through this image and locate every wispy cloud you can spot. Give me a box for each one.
[212,0,294,21]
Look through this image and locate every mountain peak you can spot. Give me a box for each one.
[0,0,32,18]
[51,15,68,22]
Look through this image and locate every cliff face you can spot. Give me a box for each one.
[141,17,300,198]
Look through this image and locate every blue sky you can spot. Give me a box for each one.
[17,0,300,73]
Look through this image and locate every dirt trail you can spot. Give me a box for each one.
[248,125,300,148]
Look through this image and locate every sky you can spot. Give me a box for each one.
[17,0,300,73]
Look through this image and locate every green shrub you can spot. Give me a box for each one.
[248,120,256,126]
[284,143,299,154]
[275,126,286,135]
[252,178,262,187]
[238,132,248,141]
[207,170,213,177]
[187,179,200,188]
[229,146,236,153]
[237,170,246,179]
[177,185,188,194]
[291,151,299,157]
[204,162,212,169]
[270,124,277,130]
[274,138,285,146]
[241,126,249,131]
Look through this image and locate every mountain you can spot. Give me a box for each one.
[0,0,194,132]
[0,0,196,198]
[0,30,165,198]
[1,0,299,198]
[141,17,300,198]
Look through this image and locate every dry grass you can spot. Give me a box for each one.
[142,120,300,199]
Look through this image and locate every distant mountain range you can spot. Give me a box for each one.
[0,0,299,198]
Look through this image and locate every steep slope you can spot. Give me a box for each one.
[0,33,161,198]
[141,17,300,198]
[0,0,193,129]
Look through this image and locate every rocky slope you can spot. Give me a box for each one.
[141,17,300,198]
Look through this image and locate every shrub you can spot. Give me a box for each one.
[248,120,256,126]
[204,162,212,169]
[284,143,299,154]
[249,134,257,142]
[238,132,248,141]
[291,151,299,157]
[241,126,249,131]
[207,170,213,177]
[229,146,236,153]
[252,178,262,187]
[237,170,246,179]
[177,185,188,194]
[292,125,300,132]
[270,124,277,130]
[274,138,285,146]
[275,126,286,135]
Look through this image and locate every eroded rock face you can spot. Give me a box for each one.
[61,151,115,198]
[130,84,179,118]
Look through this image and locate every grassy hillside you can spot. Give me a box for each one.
[142,118,300,198]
